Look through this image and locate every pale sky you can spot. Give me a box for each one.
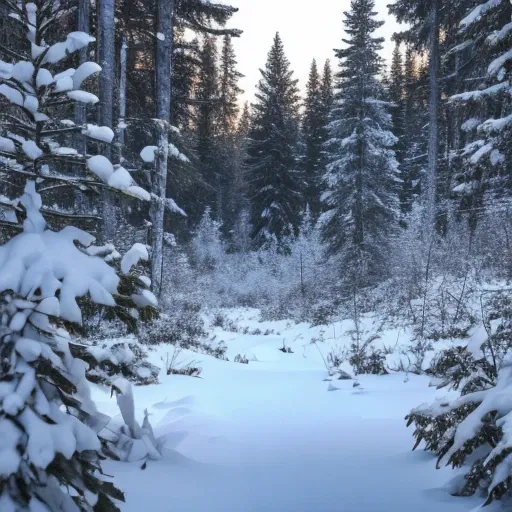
[227,0,401,104]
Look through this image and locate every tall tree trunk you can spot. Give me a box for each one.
[75,0,89,154]
[118,36,127,161]
[98,0,117,241]
[426,0,440,231]
[151,0,174,296]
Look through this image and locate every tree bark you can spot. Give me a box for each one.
[97,0,117,241]
[118,36,127,160]
[151,0,174,296]
[75,0,89,154]
[426,0,440,231]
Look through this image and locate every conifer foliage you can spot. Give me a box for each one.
[0,1,157,509]
[321,0,400,286]
[302,59,331,218]
[448,0,512,216]
[246,33,303,247]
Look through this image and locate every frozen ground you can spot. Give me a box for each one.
[91,309,484,512]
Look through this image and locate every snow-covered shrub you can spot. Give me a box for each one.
[348,335,388,376]
[139,307,206,347]
[78,336,160,386]
[234,354,249,364]
[406,289,512,505]
[180,208,336,322]
[191,208,225,271]
[160,346,202,377]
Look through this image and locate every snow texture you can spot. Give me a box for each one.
[85,124,115,143]
[141,146,158,163]
[67,90,99,104]
[121,243,149,274]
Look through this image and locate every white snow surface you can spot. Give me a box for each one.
[140,146,158,163]
[92,309,485,512]
[85,124,115,143]
[67,90,99,104]
[121,243,149,274]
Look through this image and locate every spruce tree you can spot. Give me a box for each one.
[219,35,243,135]
[399,44,428,214]
[217,34,244,232]
[246,32,303,247]
[321,0,400,286]
[196,36,221,216]
[320,60,334,121]
[389,42,405,161]
[388,0,445,228]
[228,103,251,250]
[0,1,157,508]
[448,0,512,229]
[302,59,329,218]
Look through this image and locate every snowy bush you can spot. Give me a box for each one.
[78,336,160,386]
[179,208,336,323]
[139,307,206,347]
[406,289,512,505]
[162,347,203,377]
[348,334,388,376]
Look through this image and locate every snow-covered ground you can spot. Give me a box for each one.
[91,309,484,512]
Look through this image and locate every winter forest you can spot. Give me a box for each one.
[0,0,511,510]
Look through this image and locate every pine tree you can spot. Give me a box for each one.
[246,32,303,247]
[321,0,400,286]
[217,34,244,232]
[302,59,329,218]
[389,0,445,229]
[226,103,251,249]
[219,35,243,135]
[399,45,427,214]
[389,42,405,159]
[406,291,512,506]
[320,60,334,120]
[448,0,512,229]
[195,36,221,216]
[0,1,157,508]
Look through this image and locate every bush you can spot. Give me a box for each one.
[162,347,203,377]
[348,335,388,376]
[139,303,206,347]
[77,336,160,386]
[406,290,512,506]
[234,354,249,364]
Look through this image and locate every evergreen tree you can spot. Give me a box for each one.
[302,59,329,218]
[399,45,428,214]
[219,35,243,135]
[448,0,512,229]
[0,1,157,507]
[321,0,400,286]
[388,0,445,228]
[389,42,405,159]
[246,32,303,247]
[217,34,244,233]
[238,102,251,136]
[226,103,251,250]
[320,59,334,121]
[195,36,221,216]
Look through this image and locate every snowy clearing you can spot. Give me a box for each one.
[92,310,485,512]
